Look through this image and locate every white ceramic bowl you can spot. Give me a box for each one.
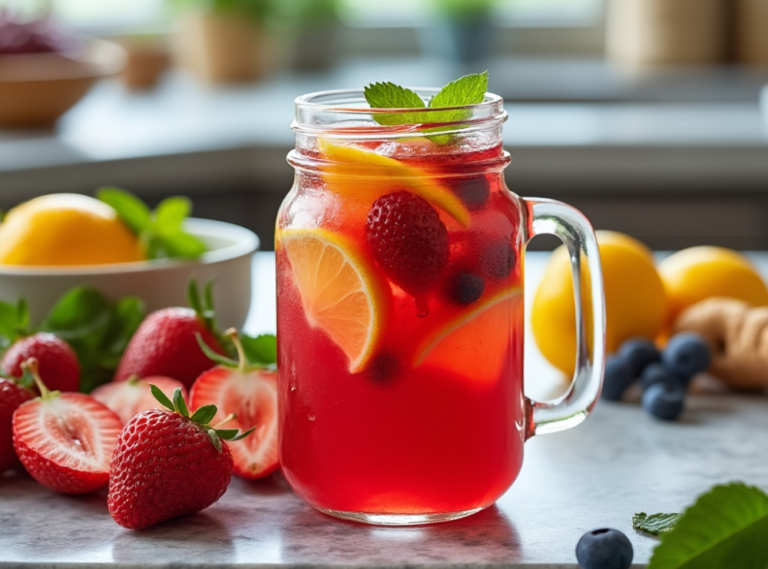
[0,218,259,329]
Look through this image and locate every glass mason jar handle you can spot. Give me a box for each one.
[523,198,606,439]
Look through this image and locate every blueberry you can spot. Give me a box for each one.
[482,240,516,279]
[640,362,687,390]
[601,356,634,401]
[367,354,401,385]
[642,382,685,421]
[449,176,490,211]
[448,272,485,305]
[662,332,711,382]
[618,338,660,377]
[576,528,633,569]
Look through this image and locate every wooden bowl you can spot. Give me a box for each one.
[0,39,125,128]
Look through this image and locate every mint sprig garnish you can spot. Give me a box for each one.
[645,482,768,568]
[363,71,489,143]
[97,187,207,260]
[633,512,681,536]
[150,385,255,452]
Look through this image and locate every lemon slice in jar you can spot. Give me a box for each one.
[280,228,388,373]
[413,287,522,385]
[317,138,471,227]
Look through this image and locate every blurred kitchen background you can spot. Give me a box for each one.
[1,0,767,251]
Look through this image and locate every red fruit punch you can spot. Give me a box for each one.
[2,332,80,392]
[0,378,34,474]
[114,307,225,389]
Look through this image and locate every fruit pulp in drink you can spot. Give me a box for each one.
[277,139,526,515]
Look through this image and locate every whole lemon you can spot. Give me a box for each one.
[658,246,768,324]
[0,194,144,266]
[532,231,667,376]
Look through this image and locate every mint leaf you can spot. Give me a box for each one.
[364,82,424,110]
[160,231,207,260]
[429,71,489,113]
[97,187,152,234]
[239,333,277,367]
[155,197,191,233]
[364,82,428,126]
[364,72,489,145]
[633,513,681,536]
[96,187,207,261]
[648,483,768,569]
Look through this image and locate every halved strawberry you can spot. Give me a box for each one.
[92,376,187,425]
[12,358,122,494]
[190,330,278,480]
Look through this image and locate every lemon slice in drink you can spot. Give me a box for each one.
[414,287,522,384]
[280,228,388,373]
[317,138,471,227]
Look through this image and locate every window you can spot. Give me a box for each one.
[341,0,603,27]
[13,0,602,32]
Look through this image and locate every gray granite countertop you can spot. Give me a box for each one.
[1,252,767,568]
[2,394,766,568]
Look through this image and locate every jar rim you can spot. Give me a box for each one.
[292,88,506,137]
[295,88,504,114]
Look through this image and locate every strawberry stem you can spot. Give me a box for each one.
[21,357,55,400]
[212,412,237,430]
[226,328,247,373]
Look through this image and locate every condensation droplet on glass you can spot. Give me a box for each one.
[308,414,316,422]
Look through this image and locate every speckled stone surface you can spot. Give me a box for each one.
[1,393,767,568]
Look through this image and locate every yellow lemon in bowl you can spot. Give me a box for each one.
[0,194,144,266]
[658,246,768,324]
[532,231,667,376]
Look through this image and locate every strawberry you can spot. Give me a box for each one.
[366,191,449,296]
[12,358,122,494]
[0,376,34,474]
[190,330,278,480]
[114,282,226,388]
[92,376,188,425]
[108,386,253,530]
[2,332,80,392]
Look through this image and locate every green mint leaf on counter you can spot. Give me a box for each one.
[633,513,681,536]
[648,482,768,569]
[97,187,207,261]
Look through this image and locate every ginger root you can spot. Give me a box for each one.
[673,297,768,389]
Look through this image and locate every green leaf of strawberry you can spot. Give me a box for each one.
[0,297,32,349]
[149,386,254,453]
[97,187,207,261]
